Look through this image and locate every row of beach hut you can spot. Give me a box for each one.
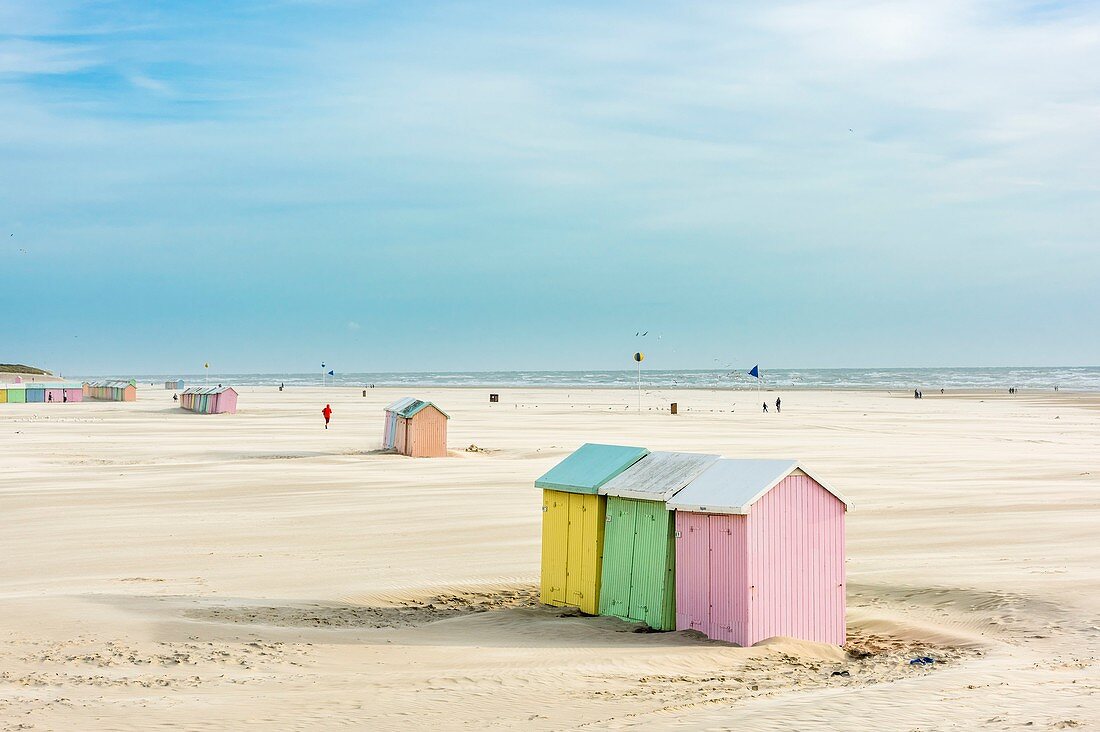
[179,386,238,414]
[0,382,84,403]
[84,379,137,402]
[537,444,850,646]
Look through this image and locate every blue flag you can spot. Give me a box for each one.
[327,370,334,376]
[748,365,760,378]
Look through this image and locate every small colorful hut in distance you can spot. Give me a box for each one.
[165,379,185,390]
[667,459,851,646]
[536,443,648,614]
[382,398,449,457]
[180,385,238,414]
[84,379,137,402]
[597,451,719,630]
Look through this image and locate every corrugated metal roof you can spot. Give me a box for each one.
[182,385,237,395]
[534,443,649,495]
[85,380,136,389]
[598,451,719,501]
[666,459,852,514]
[384,397,450,419]
[6,381,83,389]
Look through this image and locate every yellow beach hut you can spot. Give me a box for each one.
[536,443,648,614]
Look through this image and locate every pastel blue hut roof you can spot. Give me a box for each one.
[385,397,449,419]
[535,443,649,495]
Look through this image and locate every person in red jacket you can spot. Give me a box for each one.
[322,404,332,429]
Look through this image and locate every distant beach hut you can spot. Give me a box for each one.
[180,385,238,414]
[382,398,450,458]
[84,379,137,402]
[25,385,45,403]
[667,460,852,646]
[536,443,648,615]
[165,379,184,390]
[597,451,719,630]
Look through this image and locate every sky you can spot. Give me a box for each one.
[2,0,1098,374]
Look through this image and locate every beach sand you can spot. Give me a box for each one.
[1,386,1097,730]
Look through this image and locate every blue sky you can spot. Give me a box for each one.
[2,0,1098,374]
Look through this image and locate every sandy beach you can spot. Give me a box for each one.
[1,385,1097,730]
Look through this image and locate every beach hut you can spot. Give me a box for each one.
[4,385,26,403]
[536,443,648,614]
[666,460,852,646]
[64,384,82,403]
[25,385,45,403]
[84,379,137,402]
[165,379,185,390]
[597,451,719,630]
[382,398,450,457]
[180,386,238,414]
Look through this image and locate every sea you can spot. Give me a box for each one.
[81,367,1100,391]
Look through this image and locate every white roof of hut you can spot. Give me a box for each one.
[665,459,852,514]
[183,385,237,395]
[598,451,719,501]
[86,379,136,388]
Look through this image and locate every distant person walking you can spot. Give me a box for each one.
[914,389,919,399]
[775,397,781,413]
[322,403,333,429]
[762,401,768,413]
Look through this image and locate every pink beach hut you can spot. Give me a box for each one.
[666,460,852,646]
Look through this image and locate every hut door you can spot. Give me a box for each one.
[628,501,665,626]
[565,494,588,607]
[601,498,637,619]
[677,512,710,631]
[708,516,734,637]
[540,491,569,606]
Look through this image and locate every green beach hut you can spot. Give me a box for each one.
[597,451,719,630]
[6,385,26,403]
